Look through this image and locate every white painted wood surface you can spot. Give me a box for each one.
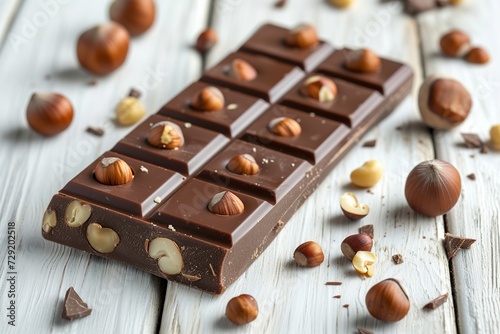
[0,0,495,333]
[0,0,21,47]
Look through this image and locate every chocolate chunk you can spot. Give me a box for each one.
[467,173,476,180]
[423,292,449,310]
[333,295,341,299]
[62,287,92,320]
[362,139,377,147]
[461,133,483,148]
[359,224,374,239]
[358,328,374,334]
[274,0,287,8]
[444,232,476,259]
[128,88,141,98]
[342,304,349,308]
[392,254,404,264]
[86,126,105,137]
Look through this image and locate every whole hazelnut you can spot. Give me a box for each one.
[301,75,337,102]
[418,76,471,130]
[268,117,301,137]
[147,121,184,149]
[208,191,244,215]
[191,86,225,111]
[284,24,319,49]
[365,278,410,322]
[341,233,373,260]
[439,30,471,57]
[345,49,381,73]
[228,59,257,81]
[465,47,490,64]
[26,92,73,136]
[195,28,218,53]
[77,22,130,75]
[109,0,155,36]
[94,157,133,185]
[293,241,324,267]
[226,294,259,325]
[226,154,259,175]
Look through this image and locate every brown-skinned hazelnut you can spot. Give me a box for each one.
[345,49,381,73]
[440,30,471,57]
[226,294,259,325]
[94,157,133,185]
[195,28,218,53]
[341,233,373,260]
[301,75,337,102]
[208,191,244,215]
[284,24,319,49]
[226,154,259,175]
[228,59,257,81]
[293,241,324,267]
[109,0,155,36]
[365,278,410,322]
[269,117,301,137]
[190,86,225,111]
[465,47,490,64]
[26,92,73,136]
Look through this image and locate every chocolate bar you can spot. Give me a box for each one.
[42,23,413,294]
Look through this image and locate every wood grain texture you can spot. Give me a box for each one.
[418,1,500,333]
[0,0,210,333]
[0,0,21,47]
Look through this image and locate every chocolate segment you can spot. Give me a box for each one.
[62,287,92,320]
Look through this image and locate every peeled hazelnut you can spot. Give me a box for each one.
[94,157,133,186]
[228,59,257,81]
[26,93,73,136]
[418,76,471,130]
[86,223,120,253]
[365,278,410,322]
[350,160,383,188]
[269,117,301,137]
[341,234,373,260]
[440,30,471,57]
[109,0,155,36]
[226,154,259,175]
[148,237,184,275]
[465,47,490,64]
[301,75,337,102]
[284,24,319,49]
[208,191,244,215]
[490,124,500,150]
[345,49,381,73]
[115,92,146,126]
[329,0,353,8]
[195,28,218,53]
[65,200,92,228]
[190,86,225,111]
[226,294,259,325]
[352,251,376,277]
[77,22,130,75]
[405,159,461,217]
[42,208,57,233]
[293,241,324,267]
[340,192,369,220]
[147,121,184,149]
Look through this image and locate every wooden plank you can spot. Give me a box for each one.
[0,0,210,332]
[418,1,500,333]
[0,0,21,48]
[160,1,455,333]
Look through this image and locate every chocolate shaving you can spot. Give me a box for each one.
[359,224,374,239]
[342,304,349,308]
[467,173,476,180]
[358,328,374,334]
[392,254,404,264]
[333,295,341,299]
[209,263,216,277]
[62,287,92,320]
[325,281,342,286]
[461,133,483,148]
[128,88,141,99]
[86,126,105,137]
[274,0,287,8]
[182,273,201,281]
[423,292,449,310]
[362,139,377,147]
[444,233,476,259]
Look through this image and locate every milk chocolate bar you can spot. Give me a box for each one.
[42,23,413,294]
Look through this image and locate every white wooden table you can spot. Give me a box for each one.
[0,0,497,333]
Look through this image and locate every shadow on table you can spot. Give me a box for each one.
[52,67,93,82]
[2,126,37,144]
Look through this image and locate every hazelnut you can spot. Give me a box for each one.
[226,154,260,175]
[329,0,353,8]
[77,22,130,75]
[86,223,120,253]
[490,124,500,150]
[268,117,301,137]
[405,159,461,217]
[350,160,383,188]
[284,24,319,49]
[26,93,74,136]
[228,59,257,81]
[345,49,381,73]
[465,47,490,64]
[226,294,259,325]
[195,28,218,53]
[418,76,472,130]
[440,30,471,57]
[190,86,225,111]
[341,234,373,260]
[301,75,337,102]
[293,241,324,267]
[42,208,57,233]
[365,278,410,322]
[148,237,184,275]
[94,157,133,185]
[147,121,184,149]
[115,94,145,126]
[339,192,369,220]
[65,200,92,228]
[208,191,244,215]
[352,251,376,277]
[109,0,155,36]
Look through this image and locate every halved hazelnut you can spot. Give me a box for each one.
[94,157,133,185]
[42,208,57,233]
[86,223,120,253]
[147,121,184,149]
[345,49,381,73]
[301,75,337,102]
[190,86,225,111]
[148,237,184,275]
[65,200,92,227]
[352,250,376,277]
[269,117,301,137]
[341,233,373,260]
[284,24,319,49]
[340,192,369,220]
[208,191,244,215]
[226,154,259,175]
[228,59,257,81]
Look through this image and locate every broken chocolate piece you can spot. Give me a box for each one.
[62,287,92,320]
[423,292,449,310]
[444,232,476,259]
[333,295,341,299]
[467,173,476,180]
[392,253,404,264]
[362,139,377,147]
[86,126,105,137]
[342,304,349,308]
[461,133,483,148]
[359,224,374,239]
[325,281,342,286]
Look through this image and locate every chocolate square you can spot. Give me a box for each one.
[198,140,311,204]
[159,82,269,138]
[61,152,183,216]
[281,74,384,128]
[201,52,304,103]
[242,105,350,164]
[239,23,334,72]
[151,179,272,245]
[317,49,413,95]
[113,114,229,176]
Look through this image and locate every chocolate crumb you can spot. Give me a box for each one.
[366,189,374,195]
[392,254,404,264]
[87,78,97,86]
[358,328,374,334]
[86,126,105,137]
[62,287,92,320]
[128,88,141,98]
[424,293,449,310]
[444,233,476,260]
[333,295,341,299]
[467,173,476,180]
[362,139,377,148]
[182,273,201,281]
[480,145,489,154]
[325,281,342,286]
[396,126,402,131]
[470,154,475,158]
[342,304,349,308]
[274,0,287,8]
[209,263,216,277]
[461,133,483,148]
[359,224,374,239]
[423,236,426,239]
